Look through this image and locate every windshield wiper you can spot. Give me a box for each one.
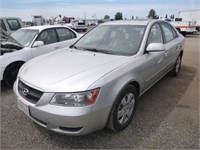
[83,48,98,52]
[83,48,117,55]
[69,45,77,49]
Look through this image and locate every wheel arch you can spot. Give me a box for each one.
[106,80,140,128]
[3,61,25,78]
[128,81,140,96]
[106,80,140,130]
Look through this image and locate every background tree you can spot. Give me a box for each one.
[104,15,110,19]
[165,14,168,18]
[147,9,159,19]
[115,12,123,20]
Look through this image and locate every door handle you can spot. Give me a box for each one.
[164,50,168,56]
[55,46,60,49]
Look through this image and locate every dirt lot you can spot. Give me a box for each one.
[0,34,199,149]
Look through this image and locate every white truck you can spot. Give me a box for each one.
[0,17,23,34]
[164,18,197,36]
[170,20,197,36]
[179,9,200,31]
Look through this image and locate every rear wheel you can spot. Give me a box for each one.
[169,54,182,76]
[108,85,138,131]
[3,62,23,86]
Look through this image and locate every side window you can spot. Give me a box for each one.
[0,20,7,31]
[37,29,58,45]
[56,28,76,42]
[6,19,21,31]
[161,23,175,43]
[147,23,163,46]
[171,27,178,38]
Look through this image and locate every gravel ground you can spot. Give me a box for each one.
[0,34,199,149]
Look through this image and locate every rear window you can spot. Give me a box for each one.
[56,28,76,41]
[6,19,22,31]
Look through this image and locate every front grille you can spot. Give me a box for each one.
[18,80,43,104]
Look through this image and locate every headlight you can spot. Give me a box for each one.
[50,88,100,107]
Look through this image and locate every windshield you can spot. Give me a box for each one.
[11,29,39,47]
[74,25,145,56]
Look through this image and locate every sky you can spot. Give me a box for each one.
[0,0,200,21]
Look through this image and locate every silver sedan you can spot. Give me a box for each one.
[14,19,184,136]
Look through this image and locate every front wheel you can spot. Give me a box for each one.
[107,85,138,131]
[3,63,23,86]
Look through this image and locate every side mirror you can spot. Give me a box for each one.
[146,43,165,52]
[32,41,44,48]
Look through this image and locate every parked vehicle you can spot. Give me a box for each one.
[179,9,200,31]
[164,18,197,36]
[170,20,197,36]
[66,19,88,32]
[0,25,81,86]
[0,17,23,34]
[14,20,185,136]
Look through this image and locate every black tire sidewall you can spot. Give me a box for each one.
[175,55,182,74]
[3,63,23,86]
[112,85,138,131]
[169,54,182,76]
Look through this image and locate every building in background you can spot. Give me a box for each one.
[33,15,44,26]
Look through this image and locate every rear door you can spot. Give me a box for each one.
[160,22,180,69]
[55,27,77,48]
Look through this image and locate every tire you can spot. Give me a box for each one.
[181,31,186,37]
[107,85,138,131]
[169,54,182,76]
[3,62,23,86]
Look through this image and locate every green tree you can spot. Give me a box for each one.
[115,12,123,20]
[147,9,159,19]
[165,14,168,18]
[104,15,110,19]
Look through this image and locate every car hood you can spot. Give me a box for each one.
[0,29,23,55]
[19,49,132,92]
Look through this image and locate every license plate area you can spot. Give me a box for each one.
[17,99,30,116]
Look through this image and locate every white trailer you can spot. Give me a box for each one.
[33,16,43,26]
[179,10,200,31]
[170,21,197,36]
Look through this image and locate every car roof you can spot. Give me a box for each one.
[0,17,22,19]
[20,25,71,32]
[101,19,154,26]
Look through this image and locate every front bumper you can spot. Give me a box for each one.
[13,80,111,136]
